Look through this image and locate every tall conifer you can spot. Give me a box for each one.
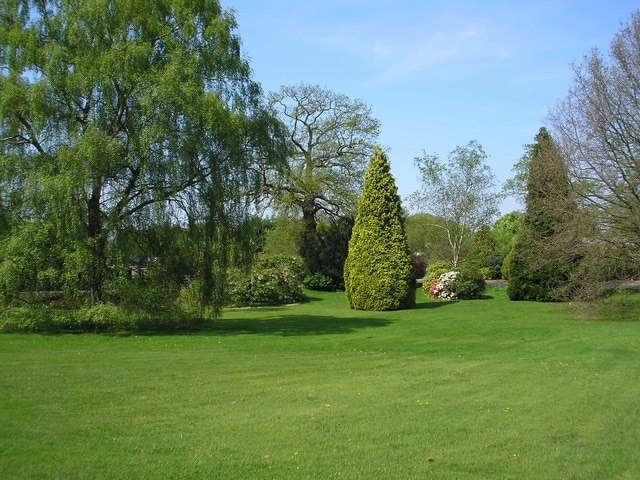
[344,148,414,310]
[507,128,578,301]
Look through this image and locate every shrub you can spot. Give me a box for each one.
[485,250,504,279]
[0,303,132,333]
[450,267,486,299]
[426,267,486,300]
[422,260,452,292]
[428,271,459,300]
[103,274,179,313]
[227,254,306,306]
[303,273,335,291]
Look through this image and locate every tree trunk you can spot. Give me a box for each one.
[87,185,106,303]
[299,200,318,272]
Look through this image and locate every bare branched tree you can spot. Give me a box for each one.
[549,11,640,277]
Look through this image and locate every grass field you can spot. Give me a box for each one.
[1,287,639,479]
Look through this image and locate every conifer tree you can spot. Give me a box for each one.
[507,128,579,301]
[344,148,415,310]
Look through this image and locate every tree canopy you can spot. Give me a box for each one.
[263,84,380,271]
[507,128,579,301]
[549,10,640,279]
[411,140,499,267]
[0,0,287,306]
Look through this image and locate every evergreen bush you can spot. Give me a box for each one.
[449,267,486,299]
[344,148,415,310]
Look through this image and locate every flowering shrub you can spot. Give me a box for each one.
[429,271,459,300]
[427,267,486,300]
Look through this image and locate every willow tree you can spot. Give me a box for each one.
[344,148,414,311]
[0,0,287,305]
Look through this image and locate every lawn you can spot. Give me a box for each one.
[1,287,639,479]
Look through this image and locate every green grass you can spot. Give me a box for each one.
[1,287,639,479]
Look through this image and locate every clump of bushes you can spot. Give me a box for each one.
[423,260,452,287]
[226,254,306,306]
[303,273,334,291]
[424,266,486,300]
[0,302,209,334]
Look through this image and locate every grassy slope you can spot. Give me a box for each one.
[0,287,638,479]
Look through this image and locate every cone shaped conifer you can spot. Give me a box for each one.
[344,148,415,310]
[507,127,579,301]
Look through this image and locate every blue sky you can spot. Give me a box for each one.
[220,0,638,215]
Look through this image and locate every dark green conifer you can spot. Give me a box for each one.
[507,128,579,301]
[344,148,415,310]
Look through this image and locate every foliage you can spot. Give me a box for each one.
[465,224,502,278]
[411,140,499,266]
[404,212,452,265]
[0,302,209,334]
[0,0,287,307]
[549,10,640,287]
[263,215,304,256]
[426,267,486,300]
[450,267,487,299]
[344,148,415,310]
[422,260,453,288]
[303,217,353,289]
[263,84,380,271]
[484,250,504,280]
[303,273,335,291]
[227,255,306,306]
[492,212,523,257]
[507,128,580,301]
[102,272,180,314]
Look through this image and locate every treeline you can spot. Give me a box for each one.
[1,1,639,331]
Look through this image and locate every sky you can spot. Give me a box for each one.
[219,0,638,216]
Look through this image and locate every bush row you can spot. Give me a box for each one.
[0,303,211,334]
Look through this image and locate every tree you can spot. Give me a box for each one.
[492,212,523,258]
[465,224,502,278]
[344,148,414,311]
[263,84,380,272]
[0,0,287,306]
[548,10,640,280]
[502,142,538,207]
[507,128,579,301]
[411,140,499,267]
[405,212,452,266]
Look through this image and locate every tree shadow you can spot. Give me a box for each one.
[205,314,393,336]
[412,300,459,310]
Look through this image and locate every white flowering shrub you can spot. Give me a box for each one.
[428,271,459,300]
[427,267,486,300]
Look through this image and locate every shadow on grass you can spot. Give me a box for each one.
[412,300,459,310]
[205,314,394,336]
